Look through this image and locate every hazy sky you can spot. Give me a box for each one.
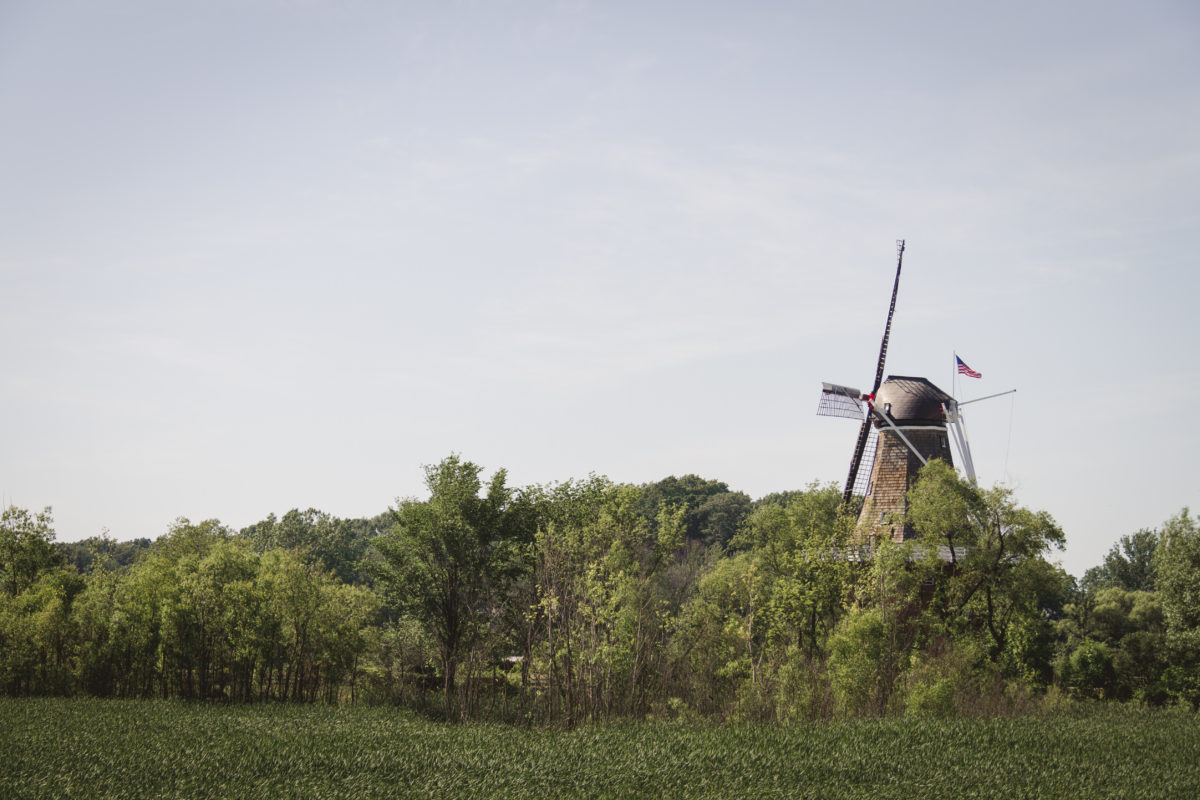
[2,0,1197,577]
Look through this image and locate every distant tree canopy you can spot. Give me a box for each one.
[57,536,151,575]
[637,474,752,548]
[1,506,63,597]
[0,466,1195,718]
[1083,528,1161,593]
[240,508,384,585]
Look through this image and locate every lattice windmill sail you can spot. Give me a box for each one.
[817,242,965,544]
[815,383,879,497]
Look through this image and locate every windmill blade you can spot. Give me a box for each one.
[843,417,874,503]
[816,383,866,419]
[870,239,905,395]
[842,240,905,504]
[870,403,928,467]
[850,426,878,497]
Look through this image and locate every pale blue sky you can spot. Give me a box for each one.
[1,0,1196,576]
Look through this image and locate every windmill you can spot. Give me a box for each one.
[817,241,981,543]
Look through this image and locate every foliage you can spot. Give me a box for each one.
[1055,586,1166,702]
[638,474,751,547]
[904,460,1066,676]
[1083,527,1161,592]
[1065,639,1116,699]
[670,482,848,720]
[1,460,1196,723]
[371,455,530,717]
[0,505,63,597]
[527,476,687,724]
[827,607,891,716]
[0,506,81,695]
[57,535,151,574]
[240,508,376,585]
[1153,508,1200,707]
[0,514,378,702]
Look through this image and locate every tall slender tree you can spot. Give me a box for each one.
[372,455,526,717]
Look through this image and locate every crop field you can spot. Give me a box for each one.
[2,699,1198,799]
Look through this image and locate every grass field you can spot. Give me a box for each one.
[2,698,1198,799]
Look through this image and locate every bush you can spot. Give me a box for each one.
[1068,640,1115,699]
[827,608,892,716]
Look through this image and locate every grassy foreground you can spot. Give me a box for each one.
[2,699,1198,799]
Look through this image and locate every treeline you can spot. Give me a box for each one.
[1,456,1197,722]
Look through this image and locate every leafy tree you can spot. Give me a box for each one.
[734,483,849,659]
[0,506,88,695]
[1083,528,1161,592]
[531,478,685,724]
[103,551,177,697]
[1094,587,1167,701]
[693,491,753,548]
[1089,587,1164,644]
[0,567,84,695]
[1,506,63,597]
[1152,508,1200,707]
[1066,639,1116,699]
[372,455,528,715]
[639,475,750,546]
[827,607,891,716]
[254,547,378,702]
[58,535,151,574]
[242,508,368,584]
[152,517,233,560]
[673,551,761,714]
[0,507,80,695]
[905,461,1065,674]
[67,519,379,703]
[671,483,849,718]
[752,490,811,510]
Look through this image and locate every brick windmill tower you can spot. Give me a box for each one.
[817,242,977,544]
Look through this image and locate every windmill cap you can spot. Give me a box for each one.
[874,376,953,424]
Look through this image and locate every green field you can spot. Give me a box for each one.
[2,699,1198,799]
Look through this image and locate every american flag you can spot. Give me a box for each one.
[956,355,981,379]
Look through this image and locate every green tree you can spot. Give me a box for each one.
[671,483,849,718]
[0,507,81,696]
[372,455,527,716]
[693,491,753,548]
[0,567,84,695]
[58,535,151,575]
[1067,586,1168,701]
[673,551,761,714]
[827,607,891,716]
[242,508,368,584]
[1,506,63,597]
[531,479,685,724]
[638,475,749,546]
[1065,639,1116,699]
[1083,528,1161,592]
[105,552,176,697]
[735,483,850,660]
[1152,508,1200,707]
[905,461,1065,678]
